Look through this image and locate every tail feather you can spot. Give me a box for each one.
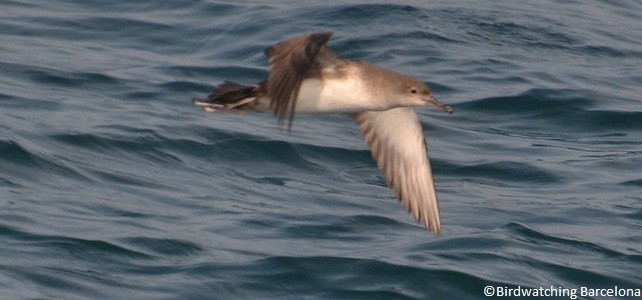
[193,81,260,111]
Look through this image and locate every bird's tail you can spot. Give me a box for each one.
[193,81,261,112]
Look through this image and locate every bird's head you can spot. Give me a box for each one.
[399,79,453,114]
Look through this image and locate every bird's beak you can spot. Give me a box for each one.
[427,95,453,114]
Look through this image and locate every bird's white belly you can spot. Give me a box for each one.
[294,78,385,113]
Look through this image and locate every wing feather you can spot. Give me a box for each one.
[264,32,337,128]
[354,107,442,233]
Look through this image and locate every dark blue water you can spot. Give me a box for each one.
[2,0,642,299]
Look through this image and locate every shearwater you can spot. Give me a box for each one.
[193,32,452,233]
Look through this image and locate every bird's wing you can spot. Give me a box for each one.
[353,107,442,233]
[264,31,339,128]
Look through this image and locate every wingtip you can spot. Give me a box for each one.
[264,31,334,57]
[423,218,442,235]
[308,31,333,44]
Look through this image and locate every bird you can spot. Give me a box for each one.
[193,32,452,233]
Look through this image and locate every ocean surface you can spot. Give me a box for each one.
[1,0,641,299]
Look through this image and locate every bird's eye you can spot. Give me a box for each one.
[410,88,417,94]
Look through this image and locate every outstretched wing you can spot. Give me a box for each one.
[354,107,442,233]
[264,32,338,128]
